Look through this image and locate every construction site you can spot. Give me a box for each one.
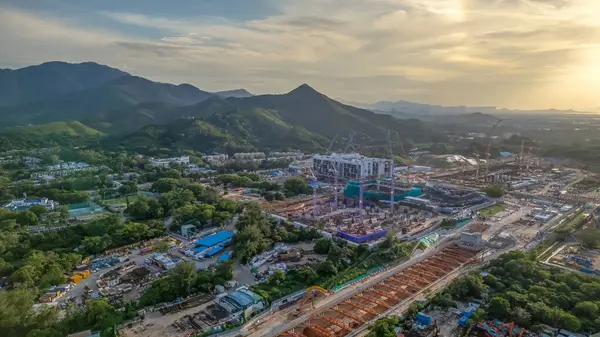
[267,148,499,246]
[279,246,477,337]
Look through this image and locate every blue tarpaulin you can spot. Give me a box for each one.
[219,253,231,261]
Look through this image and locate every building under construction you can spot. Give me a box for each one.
[343,178,422,203]
[424,185,489,209]
[313,153,392,182]
[280,246,477,337]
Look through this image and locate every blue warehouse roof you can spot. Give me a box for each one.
[195,231,234,248]
[219,253,231,261]
[205,246,224,257]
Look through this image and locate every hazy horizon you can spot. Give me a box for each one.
[2,0,599,110]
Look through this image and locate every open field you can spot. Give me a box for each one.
[478,204,505,217]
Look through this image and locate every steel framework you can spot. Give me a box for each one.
[322,316,352,333]
[377,282,412,296]
[357,293,392,307]
[307,325,334,337]
[368,287,402,301]
[342,300,379,316]
[331,307,366,324]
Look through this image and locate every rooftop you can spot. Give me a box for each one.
[195,231,235,248]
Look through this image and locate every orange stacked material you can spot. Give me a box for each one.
[75,270,91,279]
[70,275,83,283]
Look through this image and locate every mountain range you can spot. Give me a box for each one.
[0,61,443,153]
[356,99,594,117]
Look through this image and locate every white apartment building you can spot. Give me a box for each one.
[267,152,304,161]
[312,153,391,181]
[233,152,266,161]
[151,156,190,168]
[204,154,229,167]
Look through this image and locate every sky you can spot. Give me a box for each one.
[1,0,599,110]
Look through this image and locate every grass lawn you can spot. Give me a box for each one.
[479,204,505,217]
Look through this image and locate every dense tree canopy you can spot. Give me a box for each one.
[446,251,600,333]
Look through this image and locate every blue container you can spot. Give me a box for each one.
[416,312,431,327]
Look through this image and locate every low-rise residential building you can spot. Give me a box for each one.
[151,156,190,167]
[267,151,304,161]
[3,197,57,211]
[204,154,229,167]
[31,161,101,180]
[233,152,266,162]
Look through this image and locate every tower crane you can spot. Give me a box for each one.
[395,135,413,187]
[307,135,338,218]
[483,119,502,184]
[474,153,481,180]
[388,131,395,218]
[518,140,525,176]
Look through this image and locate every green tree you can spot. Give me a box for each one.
[235,224,267,264]
[216,260,234,280]
[28,205,48,217]
[127,197,150,220]
[0,289,36,335]
[327,244,343,264]
[11,264,40,288]
[196,204,215,224]
[574,301,599,319]
[316,260,338,277]
[170,261,197,296]
[482,185,504,198]
[16,210,38,226]
[118,181,138,196]
[83,235,112,254]
[154,241,171,253]
[314,238,333,254]
[283,177,311,197]
[368,316,399,337]
[575,229,600,249]
[186,183,206,199]
[179,189,196,205]
[511,307,532,328]
[57,205,70,220]
[152,178,178,193]
[488,297,511,319]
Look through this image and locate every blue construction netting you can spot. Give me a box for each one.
[195,231,234,248]
[337,229,388,243]
[343,180,422,202]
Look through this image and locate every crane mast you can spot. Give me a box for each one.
[484,119,502,184]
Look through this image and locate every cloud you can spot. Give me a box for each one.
[1,0,600,109]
